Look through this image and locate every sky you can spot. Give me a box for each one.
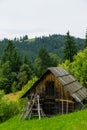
[0,0,87,39]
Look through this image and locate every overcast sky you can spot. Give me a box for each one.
[0,0,87,39]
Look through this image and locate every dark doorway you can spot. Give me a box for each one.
[45,81,55,96]
[42,81,57,116]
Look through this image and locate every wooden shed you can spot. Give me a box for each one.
[21,67,87,118]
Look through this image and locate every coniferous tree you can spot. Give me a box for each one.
[0,41,22,93]
[63,31,77,62]
[17,63,32,90]
[23,56,29,64]
[35,48,54,77]
[84,31,87,48]
[1,40,21,72]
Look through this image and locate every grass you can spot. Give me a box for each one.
[3,91,21,101]
[29,38,35,42]
[0,109,87,130]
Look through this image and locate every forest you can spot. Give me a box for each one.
[0,34,84,62]
[0,32,86,93]
[0,31,87,123]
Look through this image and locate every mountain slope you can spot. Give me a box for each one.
[0,109,87,130]
[0,34,84,61]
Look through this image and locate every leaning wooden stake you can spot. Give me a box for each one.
[20,93,46,120]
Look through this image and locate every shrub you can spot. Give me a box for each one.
[0,99,19,123]
[0,90,5,99]
[19,76,38,98]
[18,98,28,116]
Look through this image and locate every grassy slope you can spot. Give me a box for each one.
[0,109,87,130]
[3,91,21,101]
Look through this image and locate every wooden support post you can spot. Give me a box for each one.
[37,95,41,120]
[62,100,63,114]
[66,92,68,114]
[61,87,63,115]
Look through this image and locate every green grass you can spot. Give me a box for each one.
[29,38,35,42]
[0,109,87,130]
[3,91,21,101]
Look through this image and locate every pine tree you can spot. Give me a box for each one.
[0,40,22,93]
[63,31,77,62]
[35,48,52,77]
[84,30,87,48]
[1,40,21,72]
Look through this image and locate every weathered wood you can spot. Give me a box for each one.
[22,70,81,118]
[21,93,46,120]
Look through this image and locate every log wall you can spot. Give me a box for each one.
[28,72,75,115]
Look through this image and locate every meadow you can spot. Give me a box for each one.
[0,109,87,130]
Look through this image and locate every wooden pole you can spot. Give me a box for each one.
[66,92,68,114]
[61,87,63,114]
[37,95,41,120]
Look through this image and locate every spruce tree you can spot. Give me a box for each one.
[63,31,77,62]
[0,40,22,93]
[1,40,21,72]
[35,48,52,77]
[84,30,87,48]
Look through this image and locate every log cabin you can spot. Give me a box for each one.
[21,67,87,118]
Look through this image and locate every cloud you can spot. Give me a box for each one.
[0,0,87,39]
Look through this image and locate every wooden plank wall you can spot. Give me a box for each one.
[28,72,74,114]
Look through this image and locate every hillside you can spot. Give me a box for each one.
[0,34,84,61]
[3,91,21,101]
[0,109,87,130]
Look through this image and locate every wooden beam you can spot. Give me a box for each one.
[55,99,74,103]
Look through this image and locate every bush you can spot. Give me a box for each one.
[19,76,38,98]
[0,90,5,99]
[0,99,19,123]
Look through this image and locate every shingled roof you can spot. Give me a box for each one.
[48,67,87,102]
[22,67,87,102]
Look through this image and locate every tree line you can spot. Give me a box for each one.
[61,31,87,87]
[0,31,87,94]
[0,34,84,62]
[0,41,59,93]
